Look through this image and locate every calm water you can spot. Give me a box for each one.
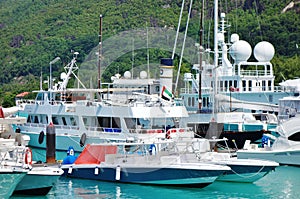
[10,165,300,199]
[10,148,300,199]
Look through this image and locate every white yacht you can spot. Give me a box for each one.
[15,54,191,153]
[237,116,300,166]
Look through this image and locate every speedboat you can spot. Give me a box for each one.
[61,142,231,188]
[0,140,63,196]
[237,116,300,166]
[185,138,279,183]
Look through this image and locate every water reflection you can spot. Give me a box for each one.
[10,166,300,199]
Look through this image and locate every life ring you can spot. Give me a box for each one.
[80,133,87,147]
[38,131,45,144]
[24,147,32,165]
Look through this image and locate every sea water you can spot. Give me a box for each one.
[10,149,300,199]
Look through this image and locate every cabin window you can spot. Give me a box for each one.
[70,117,77,126]
[188,97,191,107]
[249,81,252,91]
[124,118,137,129]
[234,80,237,88]
[289,132,300,142]
[220,81,223,92]
[34,116,39,123]
[242,80,246,91]
[35,92,44,101]
[83,117,88,126]
[155,86,160,92]
[262,81,266,91]
[27,116,32,123]
[52,117,59,125]
[98,117,120,128]
[192,97,195,107]
[268,80,272,90]
[40,115,48,124]
[62,117,67,125]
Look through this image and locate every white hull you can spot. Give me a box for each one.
[237,149,300,166]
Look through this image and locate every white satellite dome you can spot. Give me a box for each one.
[254,41,275,62]
[139,71,147,79]
[229,40,252,62]
[230,34,239,43]
[60,72,67,80]
[124,71,131,79]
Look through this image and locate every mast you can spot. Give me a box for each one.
[172,0,185,60]
[174,0,193,95]
[97,14,103,89]
[213,0,219,115]
[198,0,204,111]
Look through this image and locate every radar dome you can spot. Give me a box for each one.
[230,34,239,43]
[254,41,275,62]
[229,40,252,62]
[140,71,147,79]
[124,71,131,79]
[60,72,67,80]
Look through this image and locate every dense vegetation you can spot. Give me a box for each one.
[0,0,299,107]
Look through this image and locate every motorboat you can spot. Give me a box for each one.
[182,137,279,183]
[61,142,231,188]
[0,139,63,196]
[237,116,300,166]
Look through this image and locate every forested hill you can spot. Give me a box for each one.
[0,0,299,106]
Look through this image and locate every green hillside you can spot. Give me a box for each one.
[0,0,299,106]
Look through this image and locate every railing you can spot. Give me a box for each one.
[238,69,271,76]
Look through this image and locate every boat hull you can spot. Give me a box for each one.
[237,150,300,166]
[14,167,63,195]
[217,164,277,183]
[62,164,226,188]
[0,170,26,198]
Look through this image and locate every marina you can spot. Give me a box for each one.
[9,165,300,199]
[0,0,299,198]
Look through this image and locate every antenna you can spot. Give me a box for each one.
[132,38,134,79]
[98,14,103,89]
[146,24,150,79]
[198,0,204,111]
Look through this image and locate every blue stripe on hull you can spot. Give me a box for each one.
[62,167,223,188]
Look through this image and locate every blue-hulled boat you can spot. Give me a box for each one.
[61,143,231,188]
